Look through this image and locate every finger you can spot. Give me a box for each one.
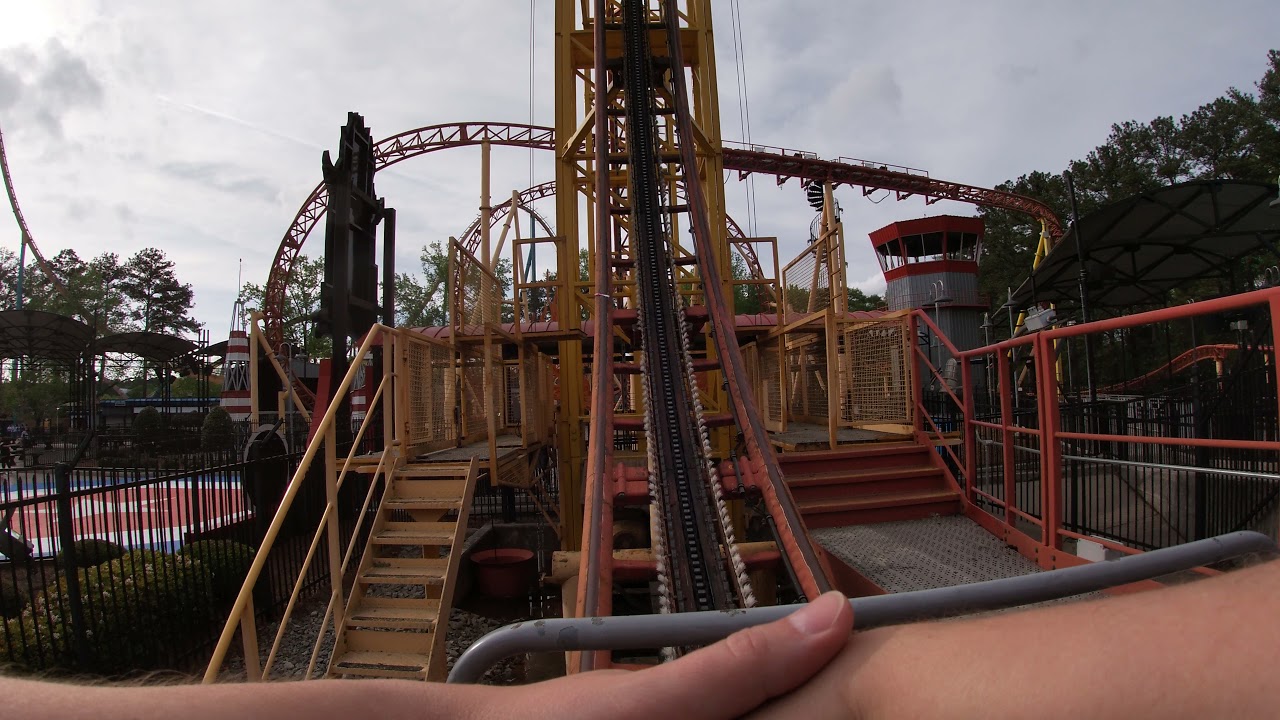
[613,591,854,719]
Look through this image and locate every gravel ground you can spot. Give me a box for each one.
[219,543,528,686]
[218,596,526,684]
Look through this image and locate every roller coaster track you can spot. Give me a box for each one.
[1097,344,1272,394]
[721,147,1065,239]
[576,1,831,669]
[0,124,68,297]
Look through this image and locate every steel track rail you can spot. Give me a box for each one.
[622,0,733,614]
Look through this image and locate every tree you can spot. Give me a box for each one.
[0,248,17,310]
[396,240,513,327]
[240,255,329,358]
[201,406,235,452]
[977,51,1280,326]
[120,249,198,337]
[118,248,198,397]
[847,287,885,312]
[395,242,450,328]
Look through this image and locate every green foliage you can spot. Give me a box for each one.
[132,407,164,448]
[978,50,1280,323]
[200,406,235,452]
[66,539,127,568]
[179,540,255,605]
[0,575,30,619]
[240,254,330,358]
[847,287,885,312]
[0,550,211,672]
[170,374,218,399]
[0,369,69,430]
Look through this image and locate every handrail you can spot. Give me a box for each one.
[248,313,313,424]
[258,373,394,678]
[203,324,389,683]
[449,531,1278,683]
[918,285,1280,566]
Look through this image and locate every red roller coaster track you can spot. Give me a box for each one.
[263,123,1062,390]
[0,124,68,297]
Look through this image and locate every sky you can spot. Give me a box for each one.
[1,1,1277,340]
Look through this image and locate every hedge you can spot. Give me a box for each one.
[0,550,211,672]
[179,539,256,605]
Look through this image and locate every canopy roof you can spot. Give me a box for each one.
[1011,180,1280,309]
[0,309,95,362]
[97,332,198,364]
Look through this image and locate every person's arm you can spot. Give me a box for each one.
[2,591,854,720]
[755,557,1280,719]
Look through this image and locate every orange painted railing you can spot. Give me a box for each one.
[911,287,1280,569]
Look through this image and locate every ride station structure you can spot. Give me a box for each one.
[189,0,1280,686]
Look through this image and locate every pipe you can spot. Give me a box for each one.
[448,531,1277,683]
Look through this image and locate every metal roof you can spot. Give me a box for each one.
[1011,180,1280,309]
[0,309,94,362]
[96,331,198,363]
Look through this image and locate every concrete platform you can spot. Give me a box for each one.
[813,515,1046,594]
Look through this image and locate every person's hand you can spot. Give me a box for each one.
[499,591,854,719]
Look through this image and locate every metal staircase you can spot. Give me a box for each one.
[330,459,477,680]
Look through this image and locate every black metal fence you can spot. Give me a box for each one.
[0,441,377,676]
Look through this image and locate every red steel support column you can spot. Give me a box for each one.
[1038,333,1064,554]
[997,347,1016,531]
[1271,297,1280,541]
[961,355,977,505]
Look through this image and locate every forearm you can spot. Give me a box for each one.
[3,676,502,720]
[842,558,1280,719]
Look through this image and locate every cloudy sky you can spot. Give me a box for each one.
[2,1,1277,339]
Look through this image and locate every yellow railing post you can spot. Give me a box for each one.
[324,421,346,637]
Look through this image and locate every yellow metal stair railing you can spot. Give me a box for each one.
[328,458,478,680]
[202,321,460,683]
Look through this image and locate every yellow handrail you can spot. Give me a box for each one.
[258,373,393,678]
[202,324,387,683]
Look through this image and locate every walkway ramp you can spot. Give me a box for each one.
[813,515,1046,593]
[328,459,478,681]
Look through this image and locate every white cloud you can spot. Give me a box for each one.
[0,0,1276,340]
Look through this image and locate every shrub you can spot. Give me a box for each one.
[0,550,211,672]
[200,407,235,453]
[0,575,29,619]
[133,407,164,449]
[66,539,126,568]
[179,540,256,605]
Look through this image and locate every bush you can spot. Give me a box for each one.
[200,406,235,453]
[66,539,126,568]
[133,407,164,449]
[0,575,29,619]
[0,550,212,672]
[179,540,255,605]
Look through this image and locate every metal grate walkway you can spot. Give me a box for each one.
[814,516,1048,594]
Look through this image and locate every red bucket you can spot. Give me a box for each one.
[471,548,535,598]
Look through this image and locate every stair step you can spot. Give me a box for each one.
[391,478,468,499]
[343,628,435,655]
[373,522,458,546]
[346,598,442,630]
[330,650,430,679]
[798,489,961,529]
[798,488,959,512]
[787,465,945,501]
[359,557,449,585]
[788,465,941,486]
[395,465,473,478]
[382,497,463,511]
[778,442,931,473]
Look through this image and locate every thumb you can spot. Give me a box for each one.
[618,591,853,718]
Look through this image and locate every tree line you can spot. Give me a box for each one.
[978,50,1280,313]
[0,246,199,339]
